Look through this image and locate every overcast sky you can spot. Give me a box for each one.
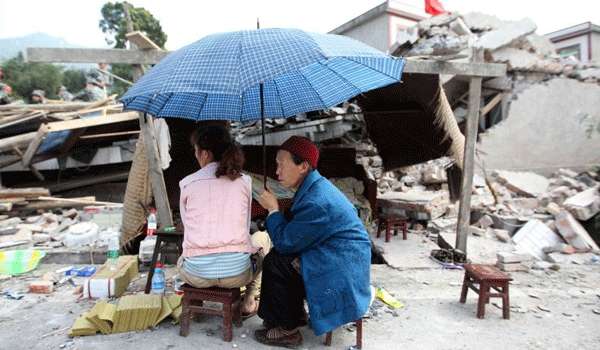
[0,0,597,50]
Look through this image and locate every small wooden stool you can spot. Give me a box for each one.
[376,216,408,242]
[459,264,512,319]
[324,319,363,349]
[180,285,242,341]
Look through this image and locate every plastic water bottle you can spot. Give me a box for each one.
[107,237,119,271]
[151,262,166,295]
[147,208,157,236]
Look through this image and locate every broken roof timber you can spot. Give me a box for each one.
[25,47,168,65]
[26,47,506,77]
[404,59,506,77]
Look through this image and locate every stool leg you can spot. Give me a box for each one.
[324,332,332,346]
[477,282,488,319]
[402,221,408,240]
[376,220,382,239]
[233,300,242,327]
[356,319,363,349]
[180,296,191,337]
[145,238,162,294]
[502,283,510,320]
[385,220,391,243]
[223,303,233,342]
[459,273,469,303]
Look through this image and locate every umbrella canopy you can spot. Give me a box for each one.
[121,28,405,122]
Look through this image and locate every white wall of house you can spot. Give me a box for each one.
[591,32,600,63]
[553,35,590,62]
[341,14,390,52]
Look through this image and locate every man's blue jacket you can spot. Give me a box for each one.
[266,170,371,335]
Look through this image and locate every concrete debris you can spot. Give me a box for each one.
[497,251,534,264]
[563,187,600,221]
[554,210,599,251]
[497,261,530,272]
[378,190,449,220]
[461,12,507,31]
[512,220,564,261]
[493,170,550,197]
[475,18,537,51]
[492,228,511,243]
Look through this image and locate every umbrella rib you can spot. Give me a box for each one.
[271,80,286,118]
[322,58,362,96]
[154,93,174,117]
[346,56,404,82]
[298,69,329,111]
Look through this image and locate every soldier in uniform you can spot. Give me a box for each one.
[0,83,12,105]
[73,76,107,102]
[31,89,47,104]
[58,86,74,102]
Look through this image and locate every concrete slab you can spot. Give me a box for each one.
[371,231,438,270]
[476,18,537,50]
[439,231,515,264]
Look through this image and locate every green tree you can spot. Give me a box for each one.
[62,69,87,94]
[99,2,167,96]
[1,54,63,101]
[99,1,167,49]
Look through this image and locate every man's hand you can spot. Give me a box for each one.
[258,189,279,212]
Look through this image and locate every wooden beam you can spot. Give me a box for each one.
[0,101,102,112]
[138,113,173,227]
[0,187,50,199]
[0,132,37,152]
[125,31,161,50]
[45,111,139,132]
[48,171,130,193]
[480,93,505,118]
[25,47,168,65]
[12,146,44,181]
[79,130,140,140]
[21,124,49,167]
[404,59,506,77]
[455,48,484,255]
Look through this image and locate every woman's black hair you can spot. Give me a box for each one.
[191,125,244,180]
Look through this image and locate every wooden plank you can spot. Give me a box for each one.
[0,187,50,199]
[37,196,122,207]
[456,48,484,255]
[0,101,99,112]
[138,113,173,227]
[21,124,49,167]
[0,132,37,152]
[79,130,140,140]
[45,111,139,132]
[480,93,504,118]
[125,31,161,50]
[12,146,44,181]
[25,47,169,65]
[404,59,506,77]
[48,171,129,193]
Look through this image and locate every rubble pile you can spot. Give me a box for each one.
[395,12,599,83]
[0,192,121,252]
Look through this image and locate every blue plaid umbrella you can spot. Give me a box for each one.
[121,28,405,122]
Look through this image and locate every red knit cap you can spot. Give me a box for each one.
[280,136,319,169]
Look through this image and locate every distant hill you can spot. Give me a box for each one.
[0,33,93,69]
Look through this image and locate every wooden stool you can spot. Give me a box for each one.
[144,229,183,294]
[376,216,408,242]
[324,319,363,349]
[459,264,512,319]
[179,285,242,341]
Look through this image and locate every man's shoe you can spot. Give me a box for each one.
[254,327,303,348]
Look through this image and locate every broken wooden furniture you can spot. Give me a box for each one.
[459,263,512,319]
[376,214,408,242]
[144,229,183,294]
[324,318,363,349]
[179,285,242,342]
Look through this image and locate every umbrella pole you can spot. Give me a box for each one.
[260,82,267,190]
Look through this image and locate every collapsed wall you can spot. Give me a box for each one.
[479,78,600,174]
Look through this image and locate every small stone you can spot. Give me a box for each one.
[562,312,573,317]
[528,293,540,299]
[593,309,600,315]
[240,334,247,339]
[232,343,238,348]
[492,302,503,310]
[537,305,551,312]
[449,282,461,287]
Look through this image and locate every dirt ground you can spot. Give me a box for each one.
[1,231,599,349]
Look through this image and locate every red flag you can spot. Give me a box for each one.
[425,0,447,16]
